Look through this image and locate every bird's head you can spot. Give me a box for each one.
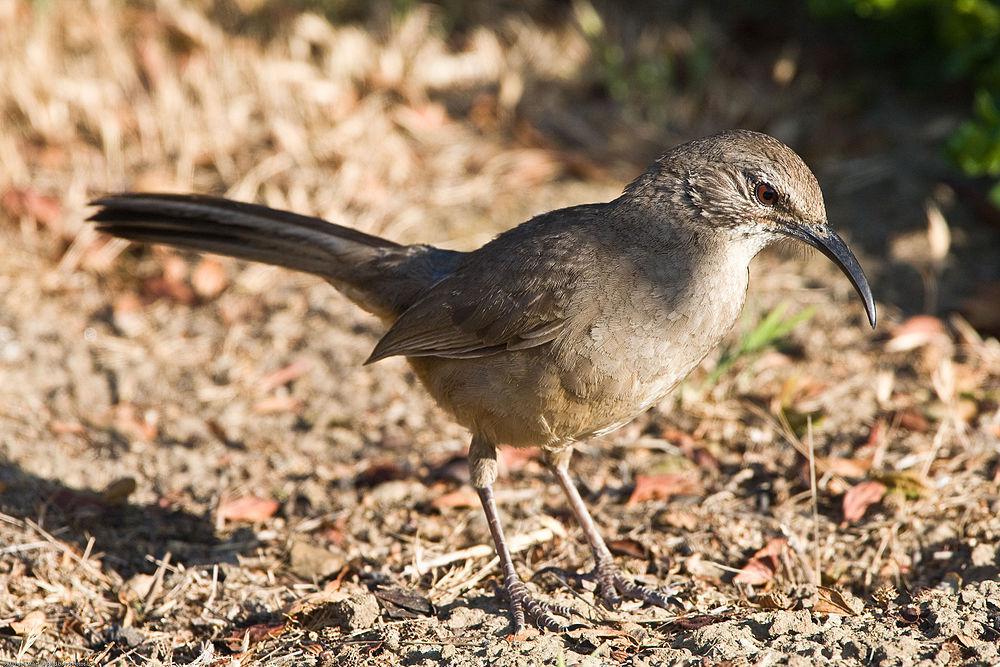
[626,129,876,329]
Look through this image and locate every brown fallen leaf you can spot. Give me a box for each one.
[752,591,794,610]
[734,537,788,585]
[223,622,287,651]
[896,409,930,433]
[734,558,775,586]
[863,418,887,449]
[218,496,279,524]
[607,538,649,559]
[10,610,47,635]
[373,586,434,620]
[814,586,859,615]
[1,187,63,233]
[499,446,539,472]
[886,315,948,353]
[626,472,702,506]
[819,456,872,479]
[842,480,887,523]
[432,486,479,510]
[667,613,731,630]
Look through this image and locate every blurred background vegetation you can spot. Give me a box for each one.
[224,0,1000,201]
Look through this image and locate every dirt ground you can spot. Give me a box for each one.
[1,2,999,665]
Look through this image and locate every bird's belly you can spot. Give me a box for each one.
[405,280,745,448]
[406,338,703,449]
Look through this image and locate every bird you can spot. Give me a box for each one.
[88,129,876,634]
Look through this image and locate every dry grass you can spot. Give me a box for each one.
[1,1,999,665]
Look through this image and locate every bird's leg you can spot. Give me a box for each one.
[470,436,573,633]
[542,449,676,610]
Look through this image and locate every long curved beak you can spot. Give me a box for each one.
[782,224,877,329]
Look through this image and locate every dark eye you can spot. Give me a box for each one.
[754,182,778,206]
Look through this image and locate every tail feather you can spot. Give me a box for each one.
[89,194,397,249]
[88,193,459,319]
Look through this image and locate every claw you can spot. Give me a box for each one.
[504,577,574,634]
[534,561,680,611]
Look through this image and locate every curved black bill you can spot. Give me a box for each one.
[783,224,877,329]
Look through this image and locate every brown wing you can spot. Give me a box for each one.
[365,204,606,363]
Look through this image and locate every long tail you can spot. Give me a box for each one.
[88,193,460,318]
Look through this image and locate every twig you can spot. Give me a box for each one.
[404,523,565,577]
[807,416,820,587]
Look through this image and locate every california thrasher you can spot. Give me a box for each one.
[89,130,876,633]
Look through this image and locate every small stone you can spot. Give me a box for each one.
[683,553,726,579]
[116,625,146,647]
[332,592,381,631]
[382,626,401,652]
[289,540,344,580]
[366,480,426,506]
[971,543,996,567]
[445,605,486,629]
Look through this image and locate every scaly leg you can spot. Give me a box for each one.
[470,437,573,633]
[543,449,676,609]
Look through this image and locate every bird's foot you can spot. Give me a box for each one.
[536,560,680,610]
[503,575,575,634]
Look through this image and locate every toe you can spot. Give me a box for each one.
[506,578,573,633]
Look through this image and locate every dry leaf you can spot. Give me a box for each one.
[734,537,788,585]
[886,315,948,353]
[842,480,887,523]
[814,586,859,615]
[499,446,539,472]
[374,587,434,620]
[753,591,794,610]
[1,187,63,233]
[431,487,479,510]
[734,558,775,585]
[819,456,872,479]
[10,610,47,635]
[218,496,279,524]
[223,622,287,651]
[607,538,648,559]
[626,473,702,506]
[896,409,930,433]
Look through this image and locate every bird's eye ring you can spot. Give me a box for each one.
[754,182,778,206]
